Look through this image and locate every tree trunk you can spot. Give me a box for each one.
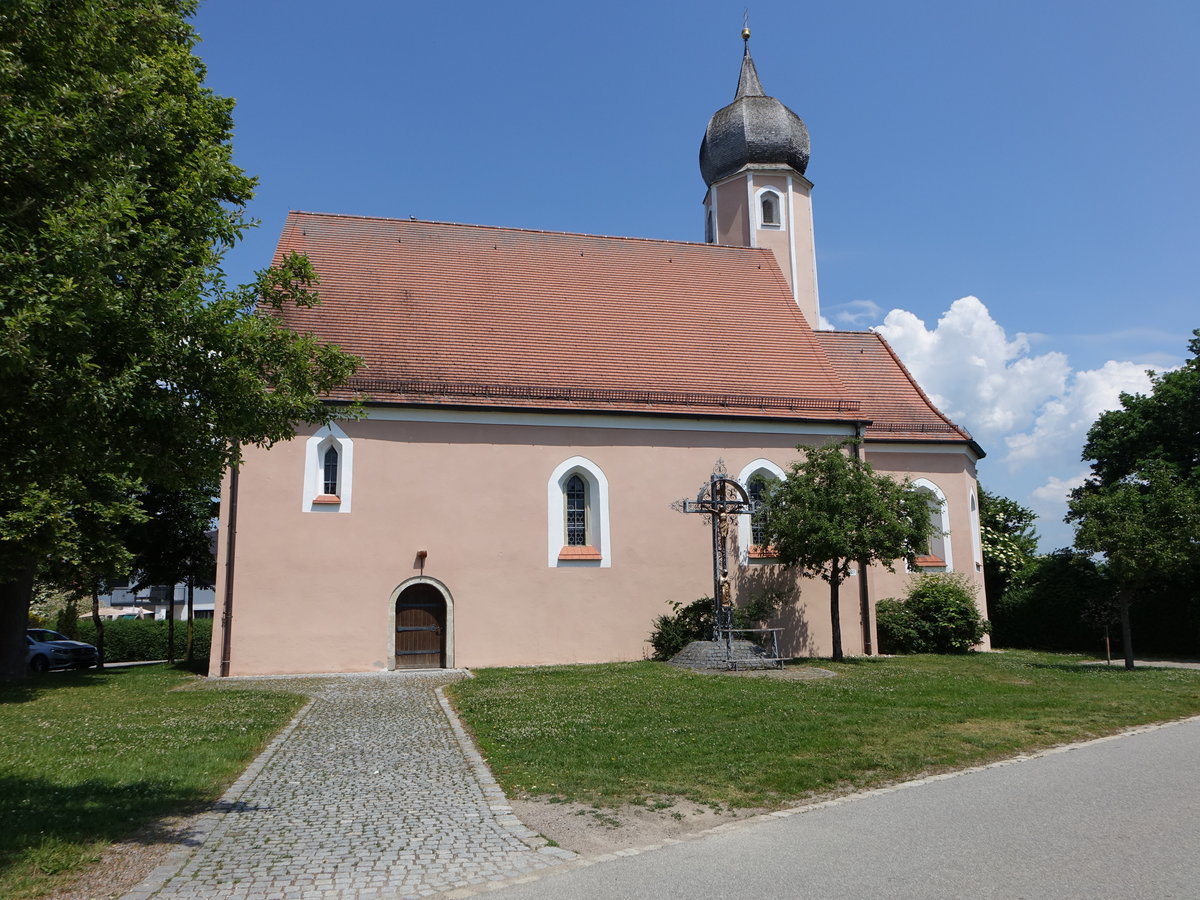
[0,562,36,680]
[829,560,844,662]
[91,585,105,669]
[185,576,194,663]
[167,589,176,665]
[1119,588,1135,670]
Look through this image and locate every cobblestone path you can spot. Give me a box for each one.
[126,671,574,900]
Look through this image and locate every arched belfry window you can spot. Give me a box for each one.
[323,445,340,496]
[759,189,782,227]
[547,457,611,567]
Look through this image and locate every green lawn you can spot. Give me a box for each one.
[0,664,304,900]
[450,652,1200,809]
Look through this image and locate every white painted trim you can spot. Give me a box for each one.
[363,405,857,437]
[735,459,787,564]
[786,174,799,304]
[547,456,611,568]
[388,576,454,669]
[746,172,756,248]
[302,422,353,513]
[863,441,983,462]
[912,478,952,571]
[969,489,983,574]
[806,183,821,324]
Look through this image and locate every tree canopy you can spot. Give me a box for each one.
[977,486,1039,604]
[760,440,932,661]
[0,0,359,677]
[1066,330,1200,667]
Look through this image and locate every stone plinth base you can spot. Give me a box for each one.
[667,639,780,671]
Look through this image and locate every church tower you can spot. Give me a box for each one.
[700,30,820,326]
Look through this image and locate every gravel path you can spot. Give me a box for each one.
[123,671,575,900]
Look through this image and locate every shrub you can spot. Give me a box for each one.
[876,573,989,654]
[76,618,212,664]
[648,594,781,661]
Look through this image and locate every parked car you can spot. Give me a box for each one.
[26,629,98,672]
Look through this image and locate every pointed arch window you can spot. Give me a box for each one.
[565,474,588,546]
[747,472,772,548]
[322,445,340,496]
[737,459,786,562]
[548,457,610,567]
[912,479,952,570]
[303,424,354,512]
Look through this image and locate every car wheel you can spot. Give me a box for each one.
[30,655,49,674]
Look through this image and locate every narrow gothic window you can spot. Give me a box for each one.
[565,474,588,546]
[747,473,774,546]
[760,192,780,226]
[323,445,339,496]
[705,210,715,244]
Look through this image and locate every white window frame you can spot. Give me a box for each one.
[302,423,354,513]
[736,459,786,563]
[756,187,784,229]
[912,478,951,571]
[547,456,610,568]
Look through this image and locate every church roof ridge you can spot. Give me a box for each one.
[286,210,769,255]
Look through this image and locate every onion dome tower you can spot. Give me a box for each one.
[700,29,821,326]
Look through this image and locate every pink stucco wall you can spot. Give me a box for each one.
[211,416,986,676]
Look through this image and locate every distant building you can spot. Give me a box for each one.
[211,35,987,676]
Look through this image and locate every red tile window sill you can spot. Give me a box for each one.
[748,545,779,559]
[914,555,946,568]
[313,494,342,505]
[558,545,602,561]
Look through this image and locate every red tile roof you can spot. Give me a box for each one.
[269,212,976,449]
[815,330,980,452]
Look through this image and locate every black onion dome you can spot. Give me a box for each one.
[699,45,810,186]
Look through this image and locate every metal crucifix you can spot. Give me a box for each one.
[680,468,757,642]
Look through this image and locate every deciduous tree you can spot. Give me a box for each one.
[0,1,359,678]
[1066,331,1200,668]
[978,486,1039,604]
[760,440,933,661]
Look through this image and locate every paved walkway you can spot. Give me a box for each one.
[125,671,575,900]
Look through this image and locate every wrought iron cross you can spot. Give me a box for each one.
[678,469,757,641]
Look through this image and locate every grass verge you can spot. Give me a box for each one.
[0,664,304,899]
[450,651,1200,809]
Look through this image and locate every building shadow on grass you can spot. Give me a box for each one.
[0,774,267,871]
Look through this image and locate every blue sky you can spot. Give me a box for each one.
[193,0,1198,550]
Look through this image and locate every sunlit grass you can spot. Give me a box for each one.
[450,652,1200,809]
[0,665,304,899]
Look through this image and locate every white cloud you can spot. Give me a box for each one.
[871,296,1157,551]
[1004,360,1153,468]
[1032,472,1088,503]
[824,299,884,328]
[876,297,1070,437]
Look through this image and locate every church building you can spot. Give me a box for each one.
[210,35,987,677]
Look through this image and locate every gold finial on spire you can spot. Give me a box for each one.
[742,8,750,42]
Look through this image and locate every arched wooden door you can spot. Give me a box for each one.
[394,584,446,669]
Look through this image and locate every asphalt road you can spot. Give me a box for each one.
[490,716,1200,899]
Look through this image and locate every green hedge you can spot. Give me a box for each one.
[76,618,212,664]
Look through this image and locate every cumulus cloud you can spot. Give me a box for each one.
[1004,360,1153,467]
[871,296,1156,550]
